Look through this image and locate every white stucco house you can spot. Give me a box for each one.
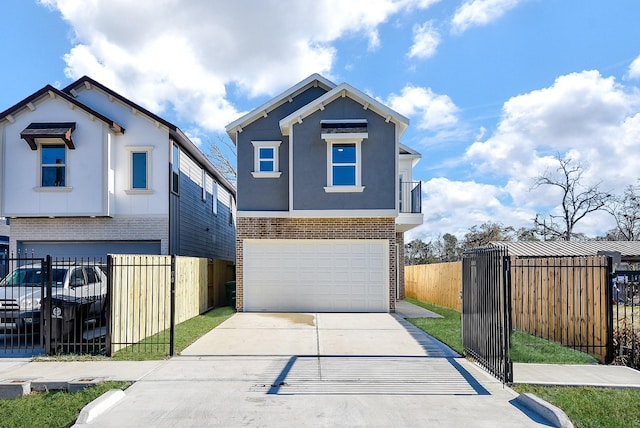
[0,77,236,262]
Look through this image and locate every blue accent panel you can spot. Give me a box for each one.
[132,152,147,189]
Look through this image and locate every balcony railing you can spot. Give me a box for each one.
[400,181,422,214]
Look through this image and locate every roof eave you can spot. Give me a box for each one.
[279,83,410,137]
[225,73,337,143]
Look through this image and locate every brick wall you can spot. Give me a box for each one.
[397,232,405,300]
[9,216,169,255]
[236,217,396,312]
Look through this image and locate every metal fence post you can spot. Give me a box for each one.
[105,255,113,357]
[169,255,176,357]
[44,254,52,355]
[606,256,614,364]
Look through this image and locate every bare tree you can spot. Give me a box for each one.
[606,183,640,241]
[460,222,515,250]
[532,156,611,241]
[208,134,236,184]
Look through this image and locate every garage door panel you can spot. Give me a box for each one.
[244,239,389,312]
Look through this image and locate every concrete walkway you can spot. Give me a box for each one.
[0,301,637,427]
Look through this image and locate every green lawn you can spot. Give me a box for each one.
[404,297,597,364]
[0,381,130,428]
[112,305,235,360]
[512,384,640,428]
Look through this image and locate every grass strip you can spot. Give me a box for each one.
[405,297,597,364]
[0,381,130,428]
[112,306,235,361]
[512,384,640,428]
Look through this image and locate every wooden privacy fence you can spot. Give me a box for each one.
[405,262,462,311]
[406,256,613,363]
[108,254,234,355]
[510,256,612,363]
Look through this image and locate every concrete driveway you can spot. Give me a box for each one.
[77,313,553,427]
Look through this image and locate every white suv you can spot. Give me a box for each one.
[0,263,107,332]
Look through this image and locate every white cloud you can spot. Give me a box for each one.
[466,71,636,178]
[406,177,534,241]
[39,0,438,132]
[451,0,523,34]
[460,70,640,238]
[408,21,441,59]
[387,85,459,129]
[629,55,640,80]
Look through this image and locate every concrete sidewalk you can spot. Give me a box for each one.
[0,303,637,427]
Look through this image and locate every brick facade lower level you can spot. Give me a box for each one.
[236,216,399,312]
[9,215,169,256]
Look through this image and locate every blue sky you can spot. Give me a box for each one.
[3,0,640,241]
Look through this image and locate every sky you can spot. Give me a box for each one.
[2,0,640,242]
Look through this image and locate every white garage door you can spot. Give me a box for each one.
[243,239,389,312]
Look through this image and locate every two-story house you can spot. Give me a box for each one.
[0,77,236,263]
[226,74,423,312]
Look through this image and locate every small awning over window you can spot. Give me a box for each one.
[20,122,76,150]
[320,119,368,135]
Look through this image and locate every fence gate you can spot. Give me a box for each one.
[0,255,46,356]
[462,247,513,384]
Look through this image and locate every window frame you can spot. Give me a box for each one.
[251,141,282,178]
[324,138,365,193]
[125,146,154,194]
[171,143,180,195]
[39,143,68,188]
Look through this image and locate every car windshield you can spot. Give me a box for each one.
[0,267,66,287]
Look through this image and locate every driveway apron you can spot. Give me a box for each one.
[77,313,551,427]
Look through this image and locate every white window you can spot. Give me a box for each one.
[324,139,365,193]
[125,146,153,194]
[251,141,282,178]
[322,120,367,193]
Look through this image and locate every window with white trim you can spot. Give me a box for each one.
[251,141,282,178]
[321,120,367,193]
[125,146,153,193]
[40,144,67,187]
[171,143,180,194]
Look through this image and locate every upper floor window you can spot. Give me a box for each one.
[126,146,153,194]
[172,144,180,194]
[251,141,282,178]
[132,152,148,189]
[41,144,66,187]
[321,120,367,193]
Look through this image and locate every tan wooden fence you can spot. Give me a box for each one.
[109,255,234,354]
[511,256,611,362]
[405,262,462,311]
[406,256,612,362]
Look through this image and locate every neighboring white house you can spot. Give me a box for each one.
[0,77,236,262]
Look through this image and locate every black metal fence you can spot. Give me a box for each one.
[0,254,108,356]
[462,247,513,384]
[612,270,639,369]
[400,181,422,214]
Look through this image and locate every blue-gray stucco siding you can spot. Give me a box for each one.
[236,86,328,211]
[291,97,397,211]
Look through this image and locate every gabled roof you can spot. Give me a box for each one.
[63,76,176,132]
[225,73,336,143]
[490,241,640,258]
[278,82,410,138]
[63,76,236,194]
[0,85,124,134]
